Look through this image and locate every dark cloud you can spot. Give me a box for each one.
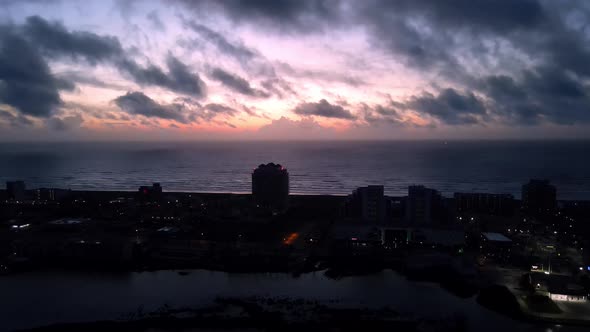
[355,102,433,128]
[118,55,206,97]
[482,66,590,125]
[240,105,260,117]
[179,0,546,35]
[189,103,240,122]
[483,75,527,103]
[147,10,166,31]
[223,121,237,128]
[278,62,366,87]
[174,1,590,126]
[293,99,356,119]
[23,15,124,63]
[350,1,590,126]
[545,31,590,78]
[405,89,487,125]
[0,15,209,122]
[203,103,238,116]
[361,13,457,71]
[113,0,141,20]
[184,21,256,63]
[166,56,206,96]
[368,0,547,34]
[0,110,34,128]
[58,71,129,90]
[178,0,339,32]
[113,91,189,123]
[210,68,268,97]
[0,32,68,117]
[181,21,291,96]
[4,3,590,129]
[114,92,241,124]
[256,116,337,139]
[355,1,535,81]
[260,78,298,99]
[361,104,406,126]
[118,113,131,121]
[180,16,278,79]
[173,96,203,109]
[523,67,586,99]
[47,113,84,131]
[16,16,207,97]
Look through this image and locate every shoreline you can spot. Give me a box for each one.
[3,188,590,203]
[7,266,590,330]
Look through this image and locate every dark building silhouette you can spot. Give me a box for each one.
[480,232,513,262]
[454,192,515,216]
[138,183,163,203]
[405,185,443,226]
[382,228,409,248]
[347,185,386,223]
[522,179,556,214]
[35,188,71,201]
[252,163,289,212]
[6,181,26,201]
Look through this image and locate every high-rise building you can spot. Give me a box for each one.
[138,183,163,203]
[35,188,71,201]
[252,163,289,212]
[522,179,556,214]
[348,185,386,223]
[6,181,26,201]
[454,192,515,216]
[405,185,442,226]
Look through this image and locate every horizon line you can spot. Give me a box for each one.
[1,138,590,144]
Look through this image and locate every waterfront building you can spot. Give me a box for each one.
[138,183,163,203]
[454,192,515,216]
[528,273,588,302]
[381,228,410,248]
[331,225,382,252]
[480,232,512,262]
[252,163,289,212]
[35,188,71,201]
[6,181,26,201]
[405,185,443,226]
[347,185,386,223]
[522,179,556,215]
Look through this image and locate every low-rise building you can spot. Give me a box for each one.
[480,232,512,261]
[454,192,515,216]
[529,273,588,302]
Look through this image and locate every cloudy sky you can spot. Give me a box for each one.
[1,0,590,140]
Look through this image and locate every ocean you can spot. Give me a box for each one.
[0,140,588,200]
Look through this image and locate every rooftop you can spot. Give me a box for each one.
[49,218,84,225]
[482,232,512,242]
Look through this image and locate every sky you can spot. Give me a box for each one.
[1,0,590,140]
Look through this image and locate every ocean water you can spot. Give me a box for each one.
[0,140,588,200]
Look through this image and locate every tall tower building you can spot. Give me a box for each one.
[6,181,26,201]
[405,185,442,226]
[522,179,556,215]
[348,185,386,223]
[252,163,289,212]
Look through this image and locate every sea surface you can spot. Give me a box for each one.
[0,140,589,200]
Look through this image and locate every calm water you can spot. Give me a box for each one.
[0,140,589,199]
[0,269,575,331]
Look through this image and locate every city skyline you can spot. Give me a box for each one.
[3,2,590,329]
[2,0,590,141]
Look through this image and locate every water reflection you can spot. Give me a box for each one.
[1,269,580,331]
